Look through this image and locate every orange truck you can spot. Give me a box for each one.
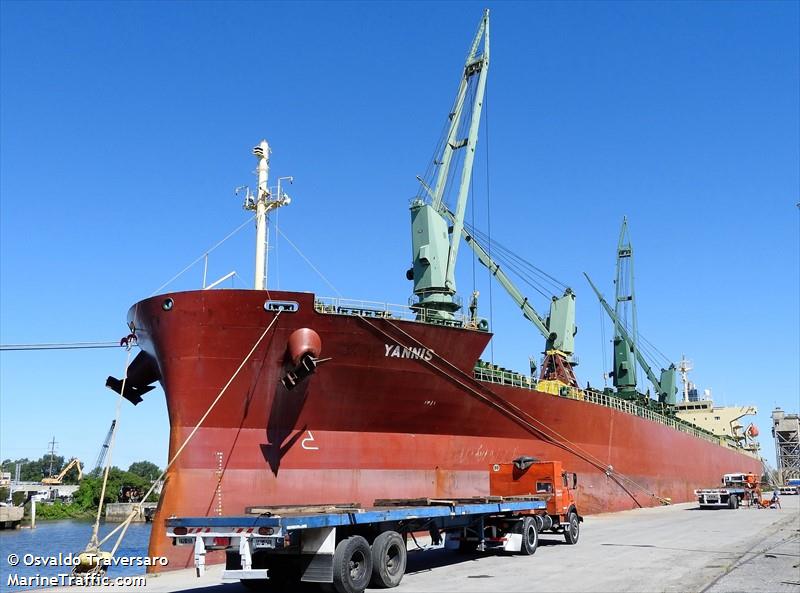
[446,456,583,552]
[490,457,582,544]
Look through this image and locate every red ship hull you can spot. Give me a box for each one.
[125,289,761,571]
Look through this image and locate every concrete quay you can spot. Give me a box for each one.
[104,502,157,522]
[30,496,799,593]
[0,505,24,529]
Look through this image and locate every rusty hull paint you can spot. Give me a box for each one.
[127,290,762,571]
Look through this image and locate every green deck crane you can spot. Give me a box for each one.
[408,10,578,387]
[407,10,578,387]
[450,212,579,387]
[584,272,677,405]
[408,10,490,321]
[612,218,637,395]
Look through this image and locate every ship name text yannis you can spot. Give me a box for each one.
[384,344,434,361]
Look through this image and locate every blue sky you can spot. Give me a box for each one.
[1,1,797,472]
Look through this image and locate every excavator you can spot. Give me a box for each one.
[42,458,83,485]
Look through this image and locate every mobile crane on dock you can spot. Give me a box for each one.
[167,458,582,593]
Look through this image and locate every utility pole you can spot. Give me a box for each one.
[47,437,58,478]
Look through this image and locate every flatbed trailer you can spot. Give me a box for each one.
[694,487,747,509]
[167,495,581,593]
[695,472,760,509]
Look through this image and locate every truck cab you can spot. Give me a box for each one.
[722,473,758,488]
[489,457,581,544]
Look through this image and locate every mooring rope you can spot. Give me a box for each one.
[357,314,670,506]
[87,349,131,551]
[76,311,283,572]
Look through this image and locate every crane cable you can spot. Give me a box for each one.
[465,223,568,295]
[600,300,609,387]
[74,311,283,573]
[358,314,671,506]
[484,82,494,364]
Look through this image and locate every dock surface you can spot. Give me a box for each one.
[25,496,799,593]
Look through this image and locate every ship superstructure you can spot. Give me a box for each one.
[672,356,759,452]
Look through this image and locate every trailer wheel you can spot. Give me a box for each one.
[333,535,372,593]
[457,537,478,553]
[728,495,739,509]
[370,531,406,588]
[519,516,538,555]
[563,511,580,545]
[240,579,272,591]
[455,528,478,554]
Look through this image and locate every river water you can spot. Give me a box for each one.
[0,520,151,591]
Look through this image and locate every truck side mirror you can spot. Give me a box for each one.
[572,473,578,489]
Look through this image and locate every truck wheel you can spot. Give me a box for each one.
[728,495,739,509]
[457,539,478,553]
[333,535,372,593]
[225,551,241,569]
[519,516,538,555]
[563,511,580,545]
[370,531,406,588]
[455,529,478,554]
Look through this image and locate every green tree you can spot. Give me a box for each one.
[37,454,65,480]
[127,461,161,482]
[3,454,65,481]
[71,467,151,510]
[72,476,103,511]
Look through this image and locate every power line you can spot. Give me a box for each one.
[0,341,121,351]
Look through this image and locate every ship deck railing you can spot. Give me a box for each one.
[314,297,472,328]
[474,363,747,451]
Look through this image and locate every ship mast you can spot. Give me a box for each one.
[677,355,693,402]
[409,10,490,320]
[246,140,291,290]
[253,140,270,290]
